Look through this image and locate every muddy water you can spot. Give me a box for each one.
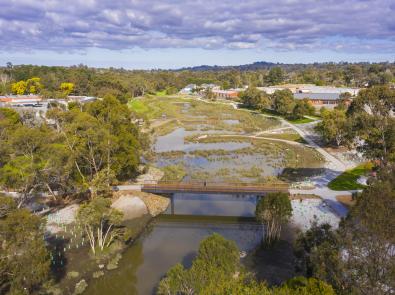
[84,194,262,295]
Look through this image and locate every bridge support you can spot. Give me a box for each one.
[170,195,175,215]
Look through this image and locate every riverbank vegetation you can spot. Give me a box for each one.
[0,96,145,206]
[158,233,335,295]
[255,192,293,245]
[161,164,187,182]
[0,196,51,294]
[294,165,395,295]
[187,135,324,168]
[77,197,123,254]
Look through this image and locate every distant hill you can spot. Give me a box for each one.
[174,61,395,72]
[176,61,280,71]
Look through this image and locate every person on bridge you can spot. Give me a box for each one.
[204,181,207,187]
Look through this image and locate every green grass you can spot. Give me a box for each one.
[261,133,307,143]
[260,108,317,124]
[286,117,315,124]
[328,163,373,191]
[128,99,149,114]
[155,90,167,96]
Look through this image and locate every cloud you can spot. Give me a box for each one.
[0,0,394,53]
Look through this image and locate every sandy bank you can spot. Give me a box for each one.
[113,190,169,217]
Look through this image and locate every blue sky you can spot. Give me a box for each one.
[0,0,394,69]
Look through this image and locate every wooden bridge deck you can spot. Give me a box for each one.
[141,181,289,195]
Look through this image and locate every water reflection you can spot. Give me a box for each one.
[84,194,263,295]
[154,128,248,153]
[164,193,257,217]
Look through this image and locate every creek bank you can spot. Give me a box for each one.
[45,191,169,295]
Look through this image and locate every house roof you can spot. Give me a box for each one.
[0,95,42,102]
[294,93,340,101]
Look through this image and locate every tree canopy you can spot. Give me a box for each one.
[0,196,50,294]
[255,192,293,245]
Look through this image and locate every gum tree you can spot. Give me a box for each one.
[255,192,292,245]
[77,197,123,254]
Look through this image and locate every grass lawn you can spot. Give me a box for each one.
[128,99,149,114]
[286,117,316,124]
[328,163,373,191]
[155,90,167,96]
[260,108,317,124]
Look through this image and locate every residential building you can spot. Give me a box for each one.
[0,95,42,107]
[67,96,97,103]
[212,89,239,99]
[179,84,197,94]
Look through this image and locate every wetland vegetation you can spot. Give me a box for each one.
[129,95,326,184]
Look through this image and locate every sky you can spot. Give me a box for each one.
[0,0,394,69]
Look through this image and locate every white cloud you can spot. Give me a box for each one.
[0,0,393,53]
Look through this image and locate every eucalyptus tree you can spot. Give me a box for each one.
[77,197,123,254]
[0,197,50,294]
[347,86,395,165]
[255,192,292,245]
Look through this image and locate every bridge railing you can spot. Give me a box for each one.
[141,181,289,192]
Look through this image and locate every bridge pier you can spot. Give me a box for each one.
[170,195,175,215]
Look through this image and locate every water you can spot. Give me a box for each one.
[154,127,285,182]
[154,128,248,153]
[84,194,262,295]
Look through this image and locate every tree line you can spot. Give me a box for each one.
[316,85,395,165]
[0,95,144,207]
[238,86,315,119]
[0,62,394,101]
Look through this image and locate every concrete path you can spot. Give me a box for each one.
[113,184,142,191]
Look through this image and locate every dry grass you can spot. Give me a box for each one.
[336,195,356,209]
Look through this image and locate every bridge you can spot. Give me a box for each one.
[141,181,289,195]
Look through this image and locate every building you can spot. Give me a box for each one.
[258,84,360,96]
[200,83,220,90]
[212,89,239,99]
[293,92,350,107]
[179,84,197,94]
[0,95,42,107]
[67,96,97,103]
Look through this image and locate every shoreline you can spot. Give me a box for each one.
[45,191,170,295]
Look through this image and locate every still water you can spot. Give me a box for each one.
[84,193,262,295]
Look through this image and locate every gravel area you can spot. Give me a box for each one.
[46,204,80,234]
[290,198,340,232]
